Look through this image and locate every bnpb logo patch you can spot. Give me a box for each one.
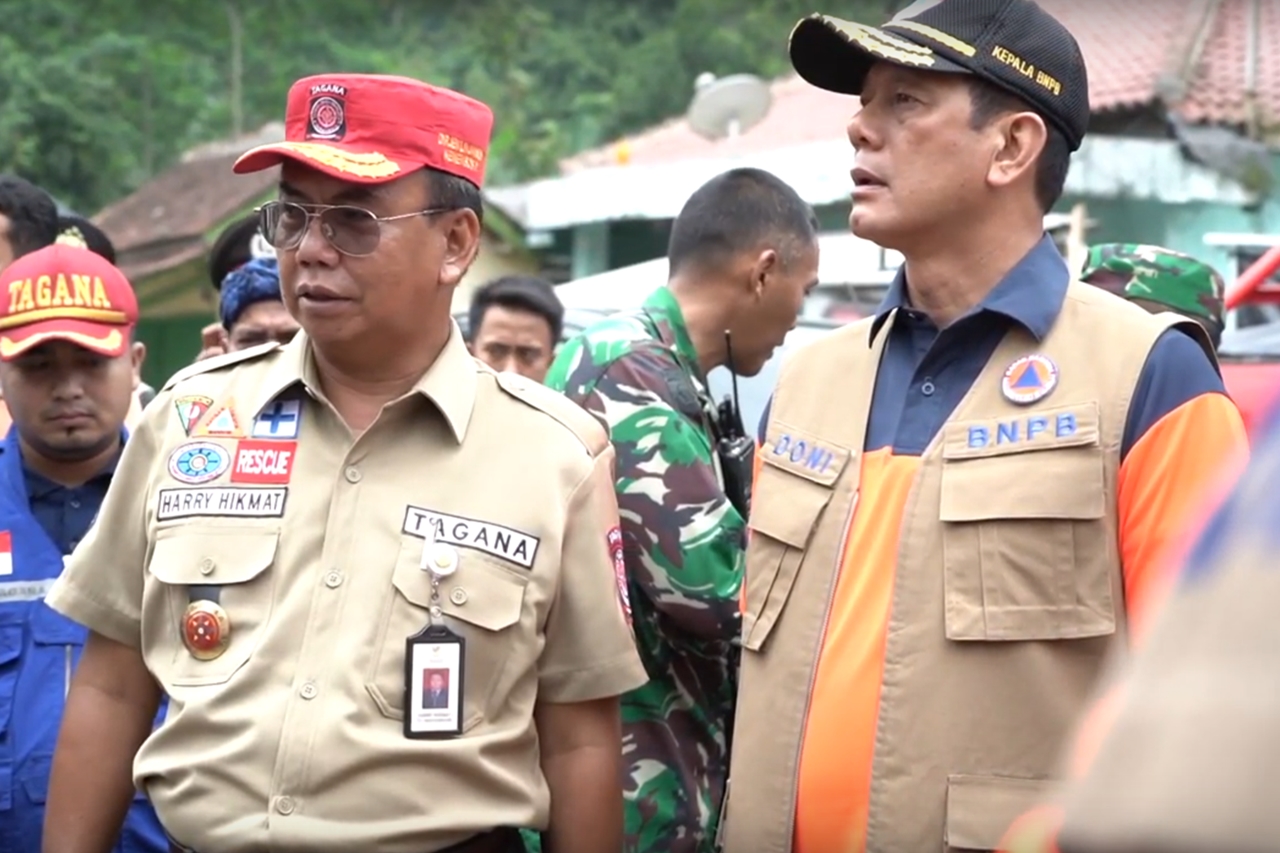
[1001,354,1059,405]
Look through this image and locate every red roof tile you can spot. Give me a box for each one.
[563,0,1280,172]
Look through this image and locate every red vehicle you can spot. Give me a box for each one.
[1221,245,1280,436]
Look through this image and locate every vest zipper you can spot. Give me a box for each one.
[786,489,860,843]
[64,644,72,697]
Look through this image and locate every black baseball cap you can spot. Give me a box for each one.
[789,0,1090,150]
[207,213,275,292]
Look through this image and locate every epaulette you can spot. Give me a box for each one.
[493,370,609,457]
[161,342,281,392]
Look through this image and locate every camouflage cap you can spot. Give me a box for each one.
[1080,243,1225,325]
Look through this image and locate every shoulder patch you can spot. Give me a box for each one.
[493,371,609,457]
[161,342,281,392]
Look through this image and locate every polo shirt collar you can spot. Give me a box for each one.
[869,234,1069,343]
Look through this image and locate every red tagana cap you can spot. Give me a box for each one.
[233,73,494,187]
[0,244,138,361]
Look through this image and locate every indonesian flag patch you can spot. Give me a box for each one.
[0,531,11,576]
[607,525,631,624]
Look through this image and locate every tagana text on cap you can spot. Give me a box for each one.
[233,73,494,187]
[789,0,1090,150]
[0,243,139,361]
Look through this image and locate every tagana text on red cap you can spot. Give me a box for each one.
[233,73,494,187]
[0,244,139,361]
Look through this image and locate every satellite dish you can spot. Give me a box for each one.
[687,73,772,141]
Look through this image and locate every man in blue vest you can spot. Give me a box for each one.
[0,243,166,852]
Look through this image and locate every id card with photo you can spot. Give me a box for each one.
[404,625,465,738]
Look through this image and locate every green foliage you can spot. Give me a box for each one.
[0,0,895,214]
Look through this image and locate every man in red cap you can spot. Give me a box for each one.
[0,243,167,852]
[41,74,645,853]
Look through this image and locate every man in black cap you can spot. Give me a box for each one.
[728,3,1248,852]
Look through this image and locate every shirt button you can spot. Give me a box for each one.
[921,379,936,396]
[344,466,361,484]
[276,796,295,815]
[324,570,343,588]
[450,588,468,605]
[198,558,215,575]
[300,682,318,700]
[69,499,81,509]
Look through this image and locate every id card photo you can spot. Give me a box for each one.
[406,636,463,737]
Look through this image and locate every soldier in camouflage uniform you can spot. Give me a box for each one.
[1080,243,1227,348]
[538,168,819,853]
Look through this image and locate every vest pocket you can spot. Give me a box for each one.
[939,446,1115,642]
[742,463,833,651]
[945,774,1057,851]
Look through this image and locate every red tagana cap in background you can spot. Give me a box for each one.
[0,244,139,361]
[233,73,494,187]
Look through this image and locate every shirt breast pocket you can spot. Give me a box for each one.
[939,413,1115,643]
[741,460,834,652]
[144,526,279,688]
[366,537,527,733]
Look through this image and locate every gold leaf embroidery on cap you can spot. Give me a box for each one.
[843,24,938,67]
[885,20,977,57]
[278,142,403,179]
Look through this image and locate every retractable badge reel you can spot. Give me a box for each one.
[404,527,465,739]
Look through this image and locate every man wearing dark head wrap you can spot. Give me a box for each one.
[215,256,298,352]
[195,215,292,360]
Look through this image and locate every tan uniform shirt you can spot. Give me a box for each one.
[47,325,648,853]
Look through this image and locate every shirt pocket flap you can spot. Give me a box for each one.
[939,446,1105,523]
[392,541,526,633]
[946,774,1058,850]
[28,604,86,645]
[147,528,280,586]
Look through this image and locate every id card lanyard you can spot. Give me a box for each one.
[403,527,466,739]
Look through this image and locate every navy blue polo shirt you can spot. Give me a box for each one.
[24,454,117,556]
[758,234,1226,460]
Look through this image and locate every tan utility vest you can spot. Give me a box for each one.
[724,283,1213,853]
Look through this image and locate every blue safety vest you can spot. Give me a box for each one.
[0,427,167,852]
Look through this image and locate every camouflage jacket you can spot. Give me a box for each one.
[541,286,745,853]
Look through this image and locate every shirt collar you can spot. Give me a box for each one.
[869,234,1069,343]
[22,440,122,499]
[641,287,704,382]
[249,320,477,443]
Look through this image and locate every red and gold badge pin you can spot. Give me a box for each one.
[183,600,231,660]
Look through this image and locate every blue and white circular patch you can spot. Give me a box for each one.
[167,441,230,485]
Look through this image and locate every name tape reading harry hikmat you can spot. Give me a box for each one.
[157,487,288,521]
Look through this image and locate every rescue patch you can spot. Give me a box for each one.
[251,398,302,439]
[231,440,296,484]
[195,403,244,438]
[167,441,231,485]
[1001,354,1059,405]
[608,525,631,623]
[306,83,347,141]
[156,487,288,521]
[174,395,213,437]
[402,506,540,570]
